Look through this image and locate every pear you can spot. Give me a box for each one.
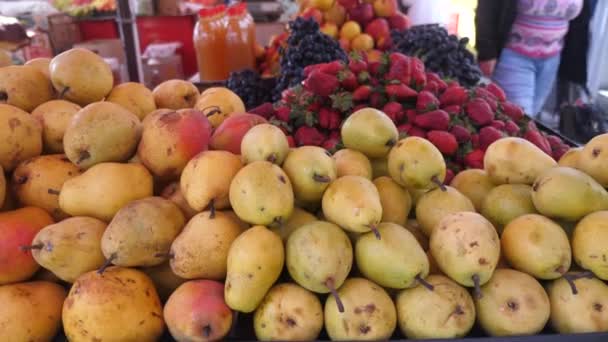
[373,176,411,226]
[578,133,608,187]
[355,222,430,289]
[161,181,198,219]
[31,100,82,153]
[0,165,5,208]
[430,212,500,297]
[282,146,337,203]
[481,184,537,231]
[475,269,550,336]
[572,211,608,280]
[170,211,244,279]
[270,207,317,242]
[225,226,284,313]
[388,137,446,190]
[11,154,81,220]
[548,273,608,333]
[333,149,373,179]
[416,186,475,237]
[106,82,157,120]
[24,57,51,78]
[531,166,608,221]
[152,79,199,110]
[405,219,429,250]
[501,214,571,279]
[322,175,382,237]
[241,124,289,165]
[408,187,428,206]
[229,161,294,226]
[0,281,66,341]
[484,137,557,185]
[27,216,106,283]
[286,221,352,311]
[324,278,397,340]
[370,157,389,178]
[0,104,43,172]
[450,169,495,211]
[101,197,185,268]
[558,146,582,168]
[396,275,475,339]
[64,101,142,169]
[140,261,186,301]
[254,283,324,341]
[0,65,53,111]
[62,267,164,341]
[181,150,243,212]
[50,48,113,106]
[59,162,153,221]
[341,107,398,158]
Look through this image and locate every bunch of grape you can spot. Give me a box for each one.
[226,69,276,110]
[391,24,482,87]
[272,17,347,101]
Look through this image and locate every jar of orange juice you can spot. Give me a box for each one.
[225,2,255,73]
[194,5,229,82]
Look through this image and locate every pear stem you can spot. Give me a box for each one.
[202,105,221,117]
[0,91,7,102]
[325,277,344,313]
[416,274,434,291]
[20,243,43,252]
[47,188,60,195]
[431,175,447,192]
[369,224,381,240]
[154,252,174,259]
[59,86,70,99]
[385,138,396,147]
[207,199,216,219]
[564,272,594,295]
[97,253,116,275]
[472,274,482,300]
[313,174,331,183]
[266,154,277,164]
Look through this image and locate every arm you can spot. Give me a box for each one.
[475,0,502,62]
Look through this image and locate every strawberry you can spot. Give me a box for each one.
[387,52,411,83]
[405,109,417,123]
[474,87,498,101]
[349,58,368,74]
[439,86,468,106]
[464,149,485,169]
[294,126,325,146]
[445,169,455,185]
[286,135,296,148]
[249,102,275,119]
[411,57,427,88]
[486,83,506,102]
[426,72,448,91]
[409,125,427,138]
[304,70,339,97]
[553,143,570,161]
[546,135,564,150]
[339,70,358,91]
[524,130,552,156]
[329,130,341,140]
[490,120,505,131]
[383,102,404,124]
[275,106,290,122]
[450,125,471,143]
[413,110,449,130]
[416,90,440,112]
[319,108,341,130]
[303,64,322,78]
[385,84,418,100]
[483,97,498,112]
[320,61,345,75]
[353,104,368,112]
[322,138,341,152]
[370,92,386,108]
[397,123,411,134]
[504,120,520,135]
[281,88,296,103]
[466,98,494,126]
[423,81,439,95]
[443,105,461,116]
[427,130,458,155]
[353,85,372,101]
[471,133,479,149]
[369,61,383,77]
[479,126,504,150]
[502,101,524,122]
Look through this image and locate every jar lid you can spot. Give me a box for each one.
[199,4,226,18]
[227,2,247,16]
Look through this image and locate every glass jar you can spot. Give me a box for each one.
[194,5,229,82]
[225,2,255,73]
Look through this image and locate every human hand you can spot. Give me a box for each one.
[479,59,496,77]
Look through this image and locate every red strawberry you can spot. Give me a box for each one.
[319,108,341,130]
[349,58,368,74]
[546,135,564,150]
[383,102,404,124]
[426,72,448,91]
[370,92,385,108]
[397,123,411,134]
[416,90,440,112]
[353,104,367,112]
[307,101,321,112]
[409,125,427,138]
[471,133,479,149]
[353,85,372,101]
[369,61,383,77]
[322,138,340,152]
[281,88,296,103]
[385,84,417,100]
[294,126,325,146]
[464,149,485,169]
[427,130,458,155]
[405,109,417,123]
[249,102,275,119]
[466,98,494,126]
[502,101,524,122]
[524,130,552,156]
[504,120,520,135]
[483,97,498,112]
[490,120,505,131]
[479,126,504,150]
[486,83,506,102]
[423,81,439,95]
[450,125,471,143]
[339,70,358,91]
[387,52,411,83]
[411,58,427,88]
[275,106,290,122]
[286,135,295,148]
[413,109,449,130]
[474,87,498,101]
[304,70,339,97]
[553,143,570,161]
[439,86,468,106]
[445,169,455,185]
[320,61,345,75]
[329,130,341,139]
[443,105,461,116]
[303,64,322,78]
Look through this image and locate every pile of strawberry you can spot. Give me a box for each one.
[249,51,571,177]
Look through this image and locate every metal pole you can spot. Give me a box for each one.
[116,0,143,82]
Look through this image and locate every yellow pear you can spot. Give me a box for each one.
[481,184,537,231]
[578,133,608,187]
[558,146,582,168]
[31,100,82,153]
[341,107,398,158]
[161,181,198,219]
[229,161,294,226]
[181,150,243,212]
[484,137,557,185]
[140,261,186,301]
[0,165,5,208]
[405,219,429,250]
[24,57,51,78]
[450,169,495,211]
[475,269,550,336]
[270,207,317,242]
[63,101,142,169]
[254,283,324,341]
[396,275,475,339]
[416,186,475,236]
[170,211,244,279]
[11,154,81,220]
[0,281,66,341]
[30,216,106,282]
[101,197,185,267]
[0,104,42,171]
[373,176,411,226]
[370,157,389,178]
[388,136,446,190]
[333,148,373,179]
[572,211,608,280]
[282,146,337,203]
[62,267,164,341]
[195,86,246,127]
[501,214,571,279]
[106,82,157,120]
[324,278,397,340]
[0,65,53,111]
[59,162,153,221]
[241,124,289,165]
[153,79,199,109]
[225,226,284,313]
[50,48,113,106]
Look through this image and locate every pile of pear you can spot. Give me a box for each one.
[2,50,608,341]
